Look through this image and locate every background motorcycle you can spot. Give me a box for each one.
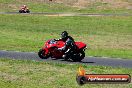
[38,39,87,62]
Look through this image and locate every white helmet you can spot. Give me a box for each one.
[23,5,26,7]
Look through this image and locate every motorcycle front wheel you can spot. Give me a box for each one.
[38,49,49,59]
[26,10,30,13]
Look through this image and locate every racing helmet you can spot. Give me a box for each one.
[61,31,68,39]
[23,5,27,8]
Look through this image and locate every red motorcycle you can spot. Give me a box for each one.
[38,39,87,62]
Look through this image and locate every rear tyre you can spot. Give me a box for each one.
[71,54,79,62]
[71,50,85,62]
[38,49,49,59]
[78,50,85,62]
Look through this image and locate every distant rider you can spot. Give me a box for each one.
[56,31,77,60]
[20,5,29,13]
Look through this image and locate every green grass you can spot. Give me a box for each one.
[0,58,132,88]
[0,14,132,59]
[0,0,132,14]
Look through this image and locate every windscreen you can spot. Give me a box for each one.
[49,39,56,44]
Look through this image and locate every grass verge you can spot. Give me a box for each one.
[0,58,132,88]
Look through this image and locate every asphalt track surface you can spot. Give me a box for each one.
[0,50,132,68]
[0,12,132,16]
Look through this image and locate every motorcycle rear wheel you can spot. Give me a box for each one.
[71,50,85,62]
[19,10,23,13]
[38,49,49,59]
[78,50,85,61]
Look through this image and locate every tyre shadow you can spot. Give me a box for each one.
[48,58,95,64]
[60,59,95,64]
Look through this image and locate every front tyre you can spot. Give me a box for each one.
[26,10,30,13]
[38,49,49,59]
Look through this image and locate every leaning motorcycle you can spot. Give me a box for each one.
[38,39,87,62]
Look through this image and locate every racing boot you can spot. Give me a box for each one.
[62,54,68,61]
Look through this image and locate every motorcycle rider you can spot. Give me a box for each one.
[57,31,77,60]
